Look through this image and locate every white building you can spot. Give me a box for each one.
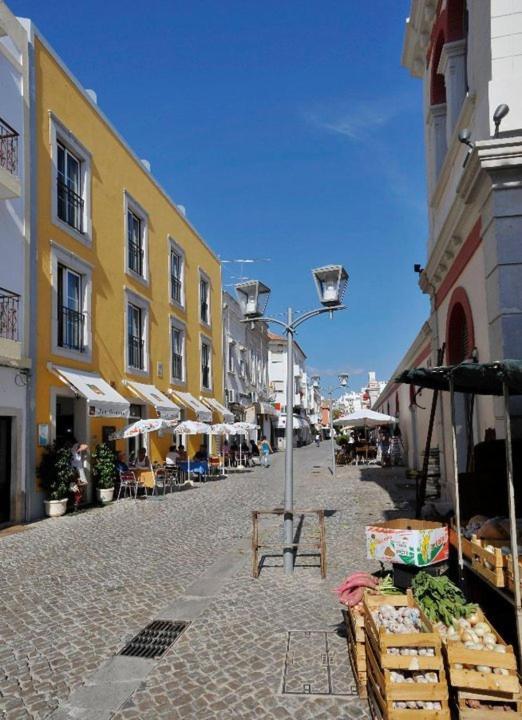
[223,291,276,440]
[376,0,522,498]
[0,5,30,525]
[268,331,312,448]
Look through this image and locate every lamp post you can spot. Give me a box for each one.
[236,265,348,575]
[312,374,350,479]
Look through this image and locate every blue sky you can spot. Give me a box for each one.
[12,0,430,392]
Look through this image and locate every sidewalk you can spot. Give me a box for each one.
[0,444,414,719]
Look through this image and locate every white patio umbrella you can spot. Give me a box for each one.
[333,409,397,429]
[174,421,210,476]
[209,423,236,473]
[110,417,177,440]
[231,422,256,468]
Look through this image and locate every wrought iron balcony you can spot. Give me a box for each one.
[172,353,183,381]
[58,306,85,352]
[0,118,18,177]
[0,287,20,341]
[57,179,84,233]
[128,334,144,369]
[129,240,144,276]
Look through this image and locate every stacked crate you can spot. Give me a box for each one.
[343,606,367,698]
[364,592,450,719]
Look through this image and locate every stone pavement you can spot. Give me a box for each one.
[0,444,414,719]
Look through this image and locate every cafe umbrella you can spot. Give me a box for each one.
[109,417,177,440]
[174,420,211,477]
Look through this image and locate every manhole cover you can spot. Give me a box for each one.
[119,620,189,659]
[282,631,357,697]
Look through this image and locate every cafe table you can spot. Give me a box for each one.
[131,466,155,489]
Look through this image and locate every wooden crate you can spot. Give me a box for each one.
[343,607,367,698]
[470,537,509,588]
[445,611,519,695]
[366,633,450,719]
[505,556,522,595]
[364,591,444,671]
[455,689,522,719]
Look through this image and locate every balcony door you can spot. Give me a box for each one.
[58,265,83,351]
[0,417,12,523]
[57,143,82,231]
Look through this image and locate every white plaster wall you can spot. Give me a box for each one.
[489,1,522,135]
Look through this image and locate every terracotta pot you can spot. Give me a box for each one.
[44,498,68,517]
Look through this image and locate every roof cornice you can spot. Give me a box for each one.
[401,0,437,78]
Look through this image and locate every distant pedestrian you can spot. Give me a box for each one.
[70,438,89,510]
[258,436,272,468]
[315,432,321,447]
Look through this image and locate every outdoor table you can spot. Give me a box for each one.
[177,460,209,480]
[130,467,155,488]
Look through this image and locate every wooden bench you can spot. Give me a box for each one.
[251,508,327,578]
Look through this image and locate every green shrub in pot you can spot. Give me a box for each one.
[92,443,117,490]
[37,442,74,500]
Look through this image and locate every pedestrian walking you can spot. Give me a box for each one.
[315,432,321,447]
[258,436,272,468]
[70,438,89,510]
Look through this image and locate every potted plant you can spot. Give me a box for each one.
[37,442,74,517]
[92,443,117,503]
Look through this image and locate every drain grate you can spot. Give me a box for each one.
[119,620,189,659]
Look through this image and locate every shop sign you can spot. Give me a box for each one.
[365,519,448,567]
[88,404,129,417]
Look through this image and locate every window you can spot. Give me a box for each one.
[171,323,185,383]
[128,303,144,370]
[200,274,210,324]
[239,349,246,379]
[201,338,211,389]
[228,341,234,373]
[128,210,143,276]
[57,144,83,232]
[170,244,184,305]
[51,242,92,360]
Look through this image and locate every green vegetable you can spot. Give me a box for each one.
[411,572,477,625]
[378,574,402,595]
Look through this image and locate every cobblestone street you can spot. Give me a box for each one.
[0,444,413,720]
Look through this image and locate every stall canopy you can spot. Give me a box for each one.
[333,409,397,428]
[250,401,278,417]
[277,414,305,430]
[396,359,522,395]
[169,391,212,422]
[201,396,234,423]
[50,365,129,417]
[125,381,180,420]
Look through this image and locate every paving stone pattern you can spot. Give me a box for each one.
[0,444,414,719]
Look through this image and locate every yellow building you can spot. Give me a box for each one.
[30,29,225,516]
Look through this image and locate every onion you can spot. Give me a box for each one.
[494,667,509,675]
[460,630,473,643]
[468,612,479,626]
[476,665,492,673]
[494,644,507,653]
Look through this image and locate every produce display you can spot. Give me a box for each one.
[411,572,477,626]
[372,603,422,634]
[333,571,399,608]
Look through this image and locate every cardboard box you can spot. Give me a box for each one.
[366,519,449,567]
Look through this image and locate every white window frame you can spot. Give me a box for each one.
[168,237,185,309]
[200,334,212,391]
[124,288,150,376]
[50,113,92,245]
[50,241,92,362]
[227,339,235,374]
[124,192,149,285]
[199,270,211,327]
[170,317,186,386]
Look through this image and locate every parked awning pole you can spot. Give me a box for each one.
[503,381,522,667]
[449,376,464,581]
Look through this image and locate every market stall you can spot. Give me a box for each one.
[396,360,522,668]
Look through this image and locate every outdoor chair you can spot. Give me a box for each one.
[165,464,180,488]
[117,470,139,500]
[151,466,169,496]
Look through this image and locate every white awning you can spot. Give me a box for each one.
[125,381,180,420]
[169,390,212,422]
[276,414,305,430]
[50,365,130,417]
[201,396,234,423]
[257,401,278,417]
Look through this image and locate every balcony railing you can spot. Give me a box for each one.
[128,334,144,369]
[58,306,85,351]
[0,118,19,176]
[129,240,144,276]
[0,288,20,341]
[172,353,183,381]
[171,275,182,303]
[57,179,84,233]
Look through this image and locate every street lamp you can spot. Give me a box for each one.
[315,373,350,480]
[236,265,348,575]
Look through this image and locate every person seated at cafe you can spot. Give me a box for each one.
[116,451,129,474]
[250,439,259,457]
[135,446,150,468]
[177,444,188,462]
[165,445,178,466]
[194,444,208,461]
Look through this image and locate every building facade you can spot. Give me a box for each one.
[378,0,522,498]
[24,22,224,518]
[0,4,30,524]
[222,290,276,439]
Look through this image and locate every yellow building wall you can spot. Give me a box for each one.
[34,37,223,484]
